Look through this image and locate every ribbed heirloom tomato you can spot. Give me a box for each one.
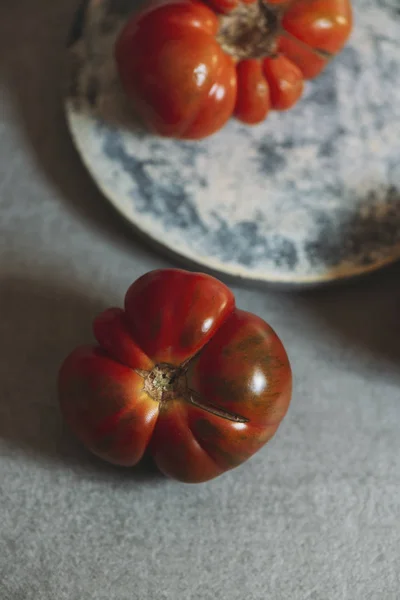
[115,0,353,139]
[58,269,292,483]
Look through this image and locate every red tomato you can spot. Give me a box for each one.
[115,0,353,139]
[58,269,292,483]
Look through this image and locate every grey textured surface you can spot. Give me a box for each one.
[65,0,400,285]
[1,2,400,599]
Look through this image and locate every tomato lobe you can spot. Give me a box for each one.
[234,59,271,124]
[263,54,304,110]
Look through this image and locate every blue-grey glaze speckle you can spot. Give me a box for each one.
[65,0,400,285]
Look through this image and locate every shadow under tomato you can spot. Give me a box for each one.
[0,275,164,482]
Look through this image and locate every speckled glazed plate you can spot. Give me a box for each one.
[65,0,400,287]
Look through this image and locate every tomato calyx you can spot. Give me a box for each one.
[217,0,282,60]
[136,362,249,423]
[137,363,187,403]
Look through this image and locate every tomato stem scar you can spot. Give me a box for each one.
[136,364,248,423]
[217,0,283,60]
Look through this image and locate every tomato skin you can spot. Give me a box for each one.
[277,35,329,79]
[58,269,292,483]
[124,269,235,365]
[187,309,292,426]
[282,0,353,56]
[234,59,270,125]
[93,308,153,371]
[115,0,352,137]
[58,346,158,466]
[263,55,304,110]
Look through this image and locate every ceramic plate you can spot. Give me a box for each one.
[65,0,400,286]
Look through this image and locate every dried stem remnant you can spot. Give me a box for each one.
[217,1,282,61]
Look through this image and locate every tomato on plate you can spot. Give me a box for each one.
[115,0,353,139]
[58,269,292,483]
